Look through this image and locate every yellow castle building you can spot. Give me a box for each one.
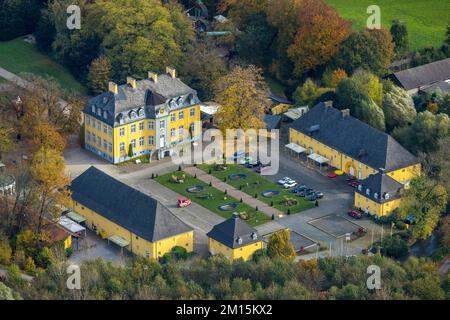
[207,213,263,261]
[83,67,201,163]
[70,166,193,259]
[289,102,421,216]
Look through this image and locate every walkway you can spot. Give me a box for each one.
[185,166,283,218]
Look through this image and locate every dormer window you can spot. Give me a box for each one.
[384,193,390,200]
[116,113,124,124]
[374,192,378,199]
[188,94,195,105]
[170,99,177,109]
[138,108,144,117]
[130,111,136,119]
[251,233,258,240]
[236,237,243,245]
[358,185,362,191]
[97,108,102,116]
[91,105,95,113]
[177,96,184,106]
[103,111,107,119]
[366,188,370,196]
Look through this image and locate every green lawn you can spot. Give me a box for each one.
[155,171,271,227]
[0,38,87,95]
[198,164,315,214]
[326,0,450,51]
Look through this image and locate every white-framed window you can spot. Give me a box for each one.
[139,121,144,131]
[92,119,96,128]
[103,124,107,134]
[108,127,112,137]
[148,136,154,145]
[108,142,112,152]
[131,124,136,133]
[148,121,154,130]
[91,105,95,113]
[86,116,90,126]
[159,120,165,129]
[131,139,136,148]
[171,113,176,122]
[86,131,91,142]
[139,137,145,146]
[120,142,125,152]
[92,133,96,144]
[97,122,101,131]
[97,136,101,146]
[179,110,184,120]
[190,108,195,117]
[170,128,176,137]
[103,139,107,149]
[190,123,195,135]
[179,126,184,139]
[119,128,125,136]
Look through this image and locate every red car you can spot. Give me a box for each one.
[177,197,191,208]
[327,172,337,179]
[348,210,362,219]
[348,180,360,188]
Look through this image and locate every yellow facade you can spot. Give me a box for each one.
[208,237,263,261]
[72,200,193,259]
[387,164,421,184]
[354,192,402,217]
[271,104,290,115]
[85,104,200,164]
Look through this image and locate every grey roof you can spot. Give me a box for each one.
[85,73,199,127]
[207,213,260,249]
[290,103,418,172]
[264,114,281,130]
[355,172,403,204]
[420,81,450,95]
[390,58,450,90]
[70,167,192,242]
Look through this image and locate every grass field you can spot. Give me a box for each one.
[198,164,315,214]
[155,171,271,227]
[326,0,450,51]
[0,38,87,95]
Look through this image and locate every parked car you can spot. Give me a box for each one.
[348,180,360,188]
[245,160,261,168]
[327,172,337,179]
[314,191,324,199]
[278,177,293,185]
[283,181,298,189]
[306,194,318,201]
[297,191,307,197]
[291,184,306,193]
[348,210,362,219]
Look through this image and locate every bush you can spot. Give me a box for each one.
[380,236,409,258]
[395,221,407,230]
[0,240,12,266]
[23,257,36,274]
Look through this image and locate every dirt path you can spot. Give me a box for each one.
[185,167,283,218]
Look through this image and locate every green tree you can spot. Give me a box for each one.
[0,127,16,161]
[293,79,331,107]
[390,20,409,55]
[382,81,416,131]
[267,229,296,261]
[380,236,408,258]
[392,112,450,155]
[0,239,12,266]
[0,0,42,41]
[398,176,447,242]
[87,56,112,95]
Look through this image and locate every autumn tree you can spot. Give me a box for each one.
[322,68,348,88]
[213,65,269,132]
[287,0,351,75]
[32,123,66,154]
[87,56,112,95]
[30,147,70,241]
[180,43,228,101]
[0,127,16,160]
[398,175,447,242]
[267,229,296,261]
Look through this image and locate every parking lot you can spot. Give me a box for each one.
[309,214,362,238]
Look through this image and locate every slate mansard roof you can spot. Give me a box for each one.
[85,73,200,127]
[290,103,418,172]
[355,172,403,204]
[389,58,450,90]
[207,213,261,249]
[70,167,192,242]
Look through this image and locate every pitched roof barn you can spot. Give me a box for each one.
[289,103,418,172]
[388,58,450,91]
[207,213,260,249]
[70,167,192,242]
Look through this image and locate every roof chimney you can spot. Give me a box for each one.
[126,77,137,89]
[108,81,118,94]
[166,66,176,79]
[341,109,350,118]
[148,71,158,83]
[324,100,333,108]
